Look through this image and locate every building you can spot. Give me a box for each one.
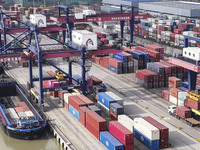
[139,1,200,18]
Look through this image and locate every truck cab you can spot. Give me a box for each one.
[168,105,176,115]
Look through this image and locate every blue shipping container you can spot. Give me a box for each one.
[0,104,6,109]
[97,92,116,109]
[113,53,127,62]
[135,50,149,60]
[129,50,144,60]
[177,86,188,92]
[69,104,80,120]
[100,131,124,150]
[134,129,159,150]
[109,65,122,74]
[182,82,188,89]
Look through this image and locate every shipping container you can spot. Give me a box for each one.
[88,105,101,116]
[77,95,94,106]
[168,77,182,88]
[79,106,90,127]
[136,77,153,89]
[176,106,191,119]
[109,65,123,74]
[100,131,124,150]
[134,129,159,150]
[185,98,200,110]
[178,92,188,101]
[105,91,123,106]
[110,103,124,116]
[118,115,134,133]
[69,104,80,120]
[134,118,160,141]
[58,90,68,100]
[109,121,134,145]
[68,96,86,111]
[154,62,171,74]
[147,63,164,75]
[113,53,127,62]
[169,95,178,105]
[170,88,181,99]
[143,116,169,148]
[162,90,170,101]
[97,92,116,109]
[97,101,110,116]
[86,120,101,139]
[108,58,123,68]
[136,70,153,82]
[86,110,107,131]
[91,75,102,85]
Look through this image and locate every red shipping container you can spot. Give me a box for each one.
[86,121,101,139]
[144,69,159,82]
[162,62,177,74]
[142,116,169,140]
[122,51,133,61]
[170,88,181,98]
[135,46,146,52]
[162,90,170,101]
[68,96,86,111]
[18,102,27,107]
[47,71,56,77]
[168,77,182,88]
[79,106,90,127]
[145,45,164,54]
[14,107,24,113]
[176,106,191,119]
[51,91,58,97]
[110,111,117,120]
[124,144,134,150]
[185,98,200,110]
[86,110,107,131]
[174,29,182,34]
[108,58,123,68]
[109,121,134,145]
[135,70,153,82]
[160,139,169,149]
[91,75,102,85]
[146,49,160,59]
[77,95,94,106]
[58,90,68,100]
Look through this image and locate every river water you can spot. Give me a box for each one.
[0,128,61,150]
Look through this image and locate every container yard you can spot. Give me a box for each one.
[1,1,200,150]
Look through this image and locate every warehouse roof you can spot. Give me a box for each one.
[139,1,200,17]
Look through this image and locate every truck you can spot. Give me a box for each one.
[168,105,200,127]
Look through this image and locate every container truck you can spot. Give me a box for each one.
[168,105,200,127]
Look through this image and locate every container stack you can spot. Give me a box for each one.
[109,121,134,150]
[134,118,160,150]
[142,116,169,149]
[97,92,124,119]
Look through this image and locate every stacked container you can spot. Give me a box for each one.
[143,116,169,149]
[109,121,134,150]
[134,118,160,150]
[118,115,134,133]
[86,110,107,139]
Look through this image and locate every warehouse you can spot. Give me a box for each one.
[139,1,200,18]
[101,0,164,12]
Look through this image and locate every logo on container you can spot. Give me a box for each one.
[102,98,104,103]
[38,19,44,25]
[106,141,109,147]
[140,136,144,141]
[73,110,75,115]
[86,38,94,47]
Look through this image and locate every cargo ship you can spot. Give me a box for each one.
[0,64,47,140]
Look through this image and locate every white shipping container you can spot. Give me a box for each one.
[105,91,123,106]
[75,13,85,19]
[83,10,96,16]
[178,100,184,106]
[25,111,34,117]
[118,115,134,132]
[17,112,27,118]
[169,95,178,105]
[64,93,72,104]
[97,101,109,116]
[134,118,160,140]
[30,14,46,27]
[72,30,97,50]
